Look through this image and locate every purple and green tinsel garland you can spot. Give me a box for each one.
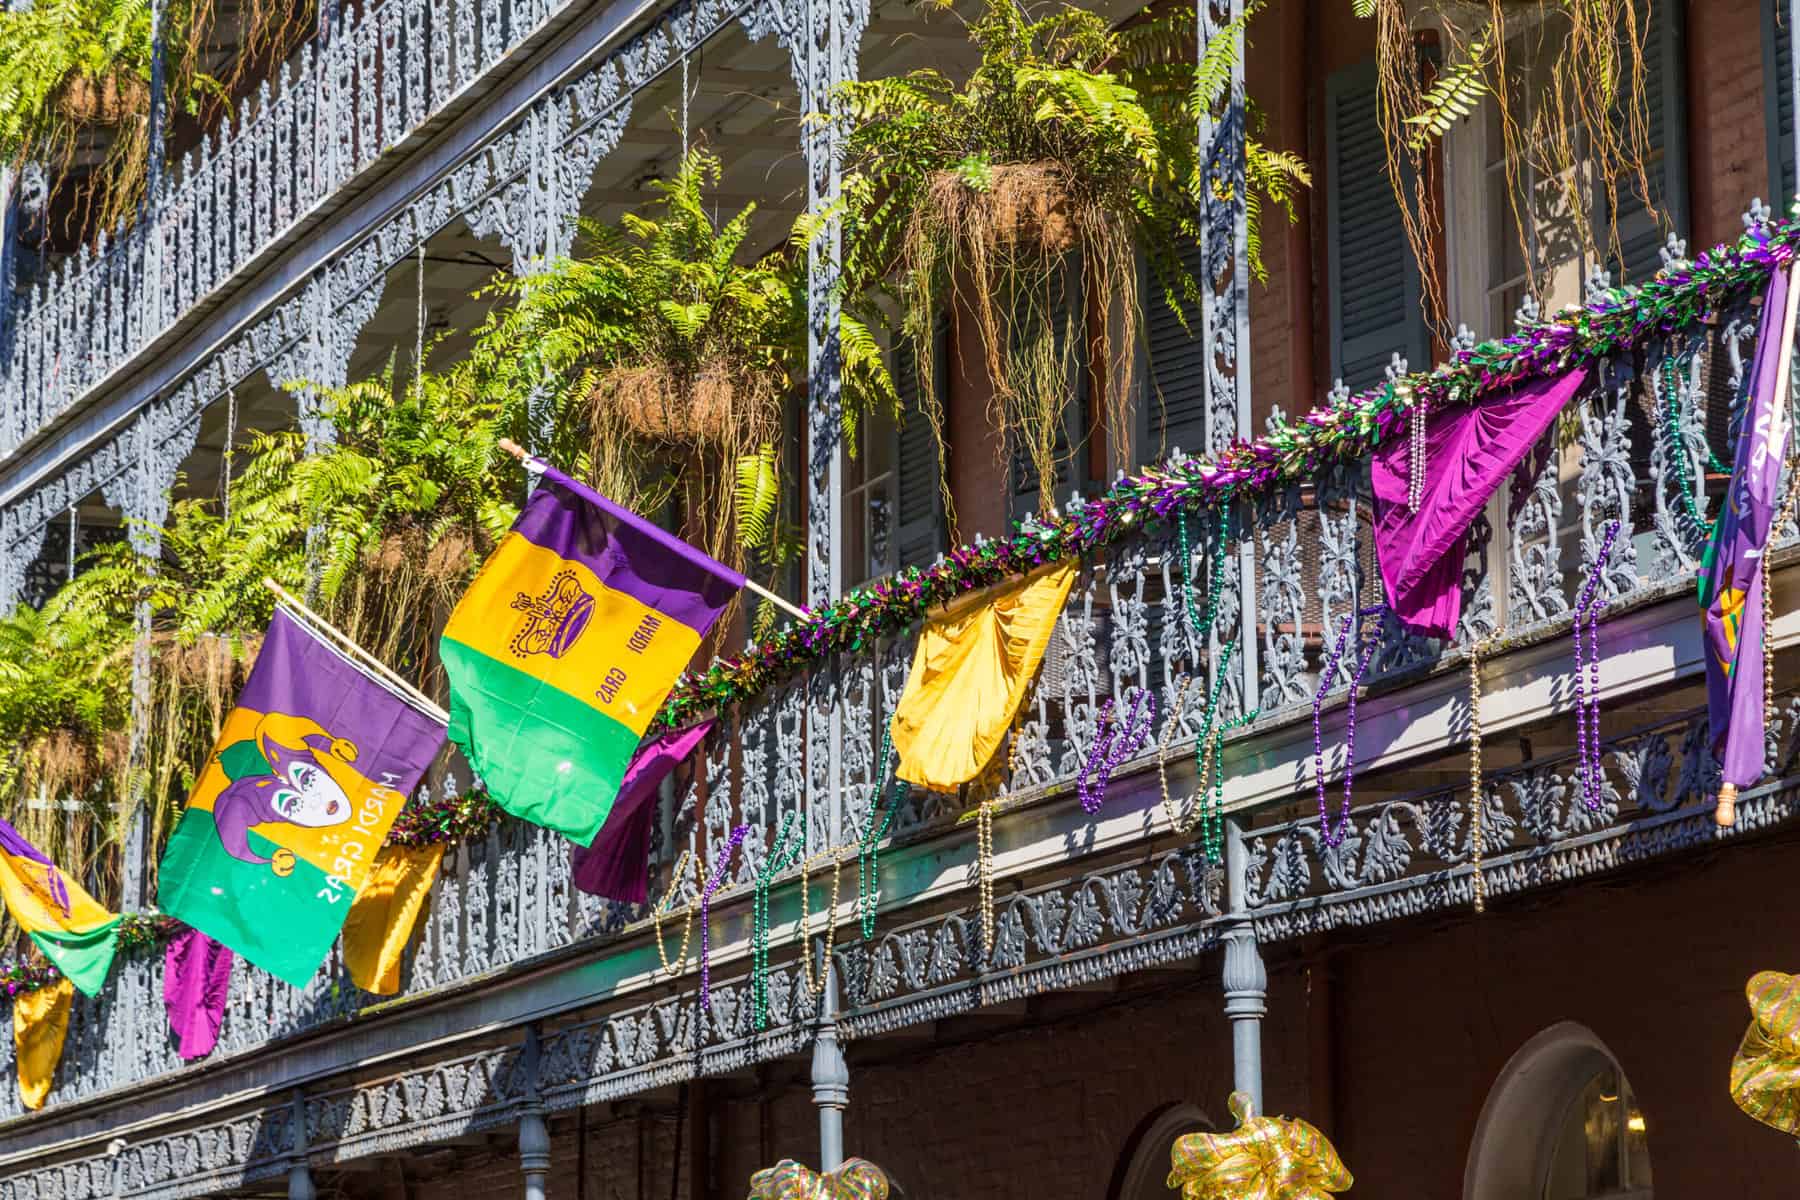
[655,215,1800,729]
[1,913,182,999]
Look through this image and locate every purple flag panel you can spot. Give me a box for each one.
[571,719,717,905]
[515,465,747,635]
[1701,264,1797,796]
[1373,368,1588,637]
[164,928,234,1060]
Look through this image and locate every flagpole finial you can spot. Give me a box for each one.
[1716,783,1738,828]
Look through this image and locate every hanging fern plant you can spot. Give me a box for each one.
[831,0,1306,524]
[471,145,896,589]
[0,0,311,238]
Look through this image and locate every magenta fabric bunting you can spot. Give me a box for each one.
[163,927,234,1060]
[571,718,716,905]
[1372,367,1588,636]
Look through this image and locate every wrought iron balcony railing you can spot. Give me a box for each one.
[0,256,1781,1127]
[0,0,568,461]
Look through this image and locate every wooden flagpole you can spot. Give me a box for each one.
[495,438,814,623]
[262,577,451,724]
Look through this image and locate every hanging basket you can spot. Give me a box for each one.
[932,160,1078,256]
[595,364,738,442]
[55,71,151,126]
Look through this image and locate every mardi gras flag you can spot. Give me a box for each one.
[442,463,743,846]
[157,608,445,988]
[0,819,121,997]
[1700,262,1798,817]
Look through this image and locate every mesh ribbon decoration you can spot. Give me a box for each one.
[746,1158,890,1200]
[1730,970,1800,1135]
[1168,1092,1352,1200]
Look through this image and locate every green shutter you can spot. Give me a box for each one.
[1608,0,1688,282]
[1141,236,1208,458]
[1325,59,1430,391]
[1766,0,1796,203]
[895,319,947,568]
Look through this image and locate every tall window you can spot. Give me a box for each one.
[1446,1,1686,336]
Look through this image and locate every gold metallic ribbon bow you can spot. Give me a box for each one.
[747,1158,890,1200]
[1730,970,1800,1135]
[1168,1092,1353,1200]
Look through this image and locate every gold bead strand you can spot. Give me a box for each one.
[653,848,703,977]
[798,847,844,997]
[1468,637,1488,915]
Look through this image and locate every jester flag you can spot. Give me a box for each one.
[0,819,120,997]
[1700,262,1798,806]
[157,608,446,988]
[441,462,743,846]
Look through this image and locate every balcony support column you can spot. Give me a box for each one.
[1222,815,1266,1112]
[811,958,849,1172]
[519,1109,551,1200]
[1196,0,1258,719]
[519,1024,551,1200]
[786,0,870,857]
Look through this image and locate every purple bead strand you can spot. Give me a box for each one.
[699,823,750,1011]
[1314,604,1386,848]
[1079,690,1155,814]
[1573,520,1622,811]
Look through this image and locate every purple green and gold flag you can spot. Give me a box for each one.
[157,608,446,988]
[1701,262,1798,802]
[441,463,743,846]
[0,819,121,997]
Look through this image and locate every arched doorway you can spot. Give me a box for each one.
[1111,1102,1215,1200]
[1465,1022,1653,1200]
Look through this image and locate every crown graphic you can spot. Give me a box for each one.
[510,570,596,659]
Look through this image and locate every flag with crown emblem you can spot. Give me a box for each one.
[440,463,743,846]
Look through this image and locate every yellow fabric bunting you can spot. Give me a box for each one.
[890,560,1077,791]
[1730,969,1800,1135]
[746,1158,889,1200]
[342,843,445,995]
[1169,1091,1352,1200]
[14,976,74,1111]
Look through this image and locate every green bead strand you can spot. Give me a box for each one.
[857,730,902,940]
[751,810,802,1031]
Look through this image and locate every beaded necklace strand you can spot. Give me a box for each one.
[1468,635,1492,914]
[751,812,803,1030]
[1176,508,1250,861]
[1313,605,1385,848]
[1572,520,1622,811]
[1076,689,1156,814]
[796,844,844,997]
[698,824,749,1011]
[652,848,706,976]
[857,732,903,940]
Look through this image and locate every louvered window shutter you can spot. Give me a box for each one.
[1767,0,1796,203]
[895,319,947,569]
[1011,263,1090,521]
[1141,236,1208,459]
[1326,60,1430,392]
[1608,0,1688,282]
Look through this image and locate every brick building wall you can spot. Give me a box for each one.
[388,828,1800,1200]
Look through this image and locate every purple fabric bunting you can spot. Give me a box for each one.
[1701,264,1797,794]
[1372,368,1588,636]
[571,718,717,905]
[163,927,234,1061]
